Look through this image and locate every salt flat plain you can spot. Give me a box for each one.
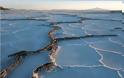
[0,9,124,78]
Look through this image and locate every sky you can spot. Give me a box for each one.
[0,0,123,10]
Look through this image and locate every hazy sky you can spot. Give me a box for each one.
[0,0,123,10]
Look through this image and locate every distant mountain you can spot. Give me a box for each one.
[0,6,10,10]
[86,8,109,11]
[81,8,112,13]
[78,8,121,13]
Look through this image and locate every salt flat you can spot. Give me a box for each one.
[0,9,124,78]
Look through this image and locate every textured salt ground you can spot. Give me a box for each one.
[1,10,124,78]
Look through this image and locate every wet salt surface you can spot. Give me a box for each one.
[8,52,49,78]
[77,12,123,21]
[90,40,124,55]
[119,71,124,78]
[0,10,124,78]
[59,23,86,37]
[48,14,80,23]
[43,66,120,78]
[96,50,124,70]
[57,44,101,66]
[1,20,51,69]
